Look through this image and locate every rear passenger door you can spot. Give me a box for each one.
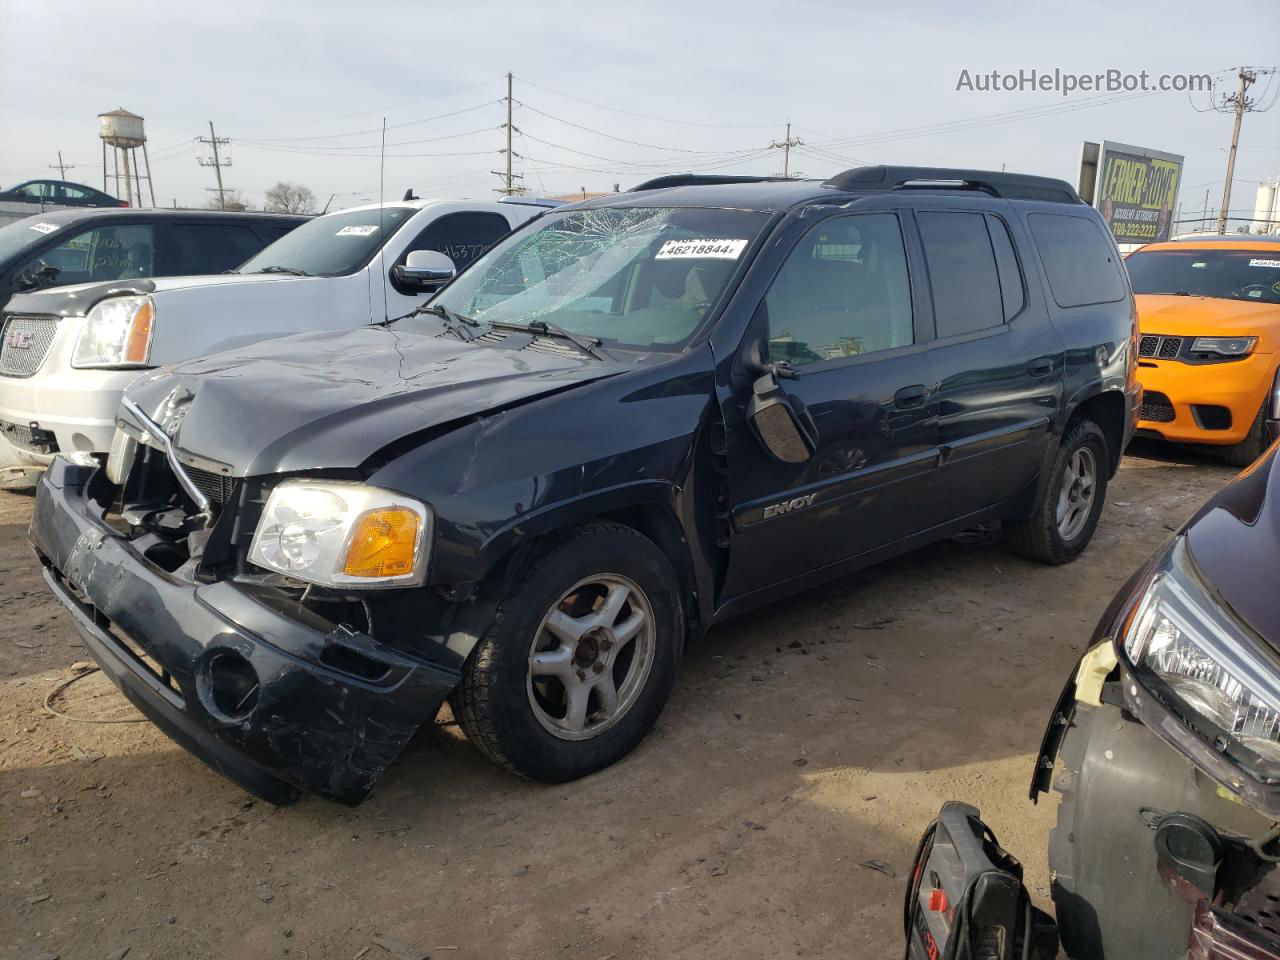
[722,210,939,600]
[911,202,1063,520]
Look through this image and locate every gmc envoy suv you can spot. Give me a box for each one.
[29,167,1140,804]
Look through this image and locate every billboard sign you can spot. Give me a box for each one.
[1079,140,1184,244]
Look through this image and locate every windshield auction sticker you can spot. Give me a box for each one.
[655,238,748,260]
[336,225,379,237]
[1249,258,1280,269]
[29,222,58,234]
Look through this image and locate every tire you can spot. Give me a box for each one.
[1221,400,1268,468]
[451,521,683,782]
[1005,418,1110,564]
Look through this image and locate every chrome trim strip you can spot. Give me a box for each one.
[120,396,212,521]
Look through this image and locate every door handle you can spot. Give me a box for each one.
[1028,358,1055,378]
[894,384,929,408]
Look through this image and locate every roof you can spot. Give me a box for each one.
[334,198,530,217]
[577,178,839,213]
[573,165,1083,214]
[3,207,306,226]
[1138,236,1280,252]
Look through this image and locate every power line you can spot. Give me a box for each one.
[221,75,506,127]
[514,100,758,155]
[234,101,500,143]
[516,76,780,130]
[806,88,1163,151]
[230,126,498,153]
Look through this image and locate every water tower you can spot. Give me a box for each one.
[98,108,155,208]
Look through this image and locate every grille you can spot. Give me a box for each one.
[1138,333,1184,360]
[1193,405,1233,431]
[1140,390,1176,423]
[0,315,59,377]
[0,418,58,453]
[182,464,236,506]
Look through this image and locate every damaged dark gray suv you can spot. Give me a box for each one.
[29,167,1140,804]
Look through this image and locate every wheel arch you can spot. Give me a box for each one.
[1067,387,1127,476]
[467,482,708,648]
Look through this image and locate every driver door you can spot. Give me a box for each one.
[721,211,940,601]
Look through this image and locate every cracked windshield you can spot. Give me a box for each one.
[433,206,770,348]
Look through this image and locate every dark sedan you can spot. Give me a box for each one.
[0,179,124,208]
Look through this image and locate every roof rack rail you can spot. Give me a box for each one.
[824,165,1081,204]
[628,174,789,192]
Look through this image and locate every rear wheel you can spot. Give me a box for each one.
[1221,400,1269,469]
[1005,418,1109,564]
[451,522,683,782]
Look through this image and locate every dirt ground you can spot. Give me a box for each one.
[0,443,1237,960]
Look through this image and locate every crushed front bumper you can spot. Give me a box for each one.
[29,457,459,805]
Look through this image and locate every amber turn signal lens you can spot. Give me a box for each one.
[123,300,154,364]
[342,507,421,578]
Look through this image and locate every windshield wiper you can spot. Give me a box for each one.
[382,302,481,340]
[250,265,311,277]
[488,319,612,361]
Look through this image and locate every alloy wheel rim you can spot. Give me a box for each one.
[526,574,655,742]
[1056,446,1097,541]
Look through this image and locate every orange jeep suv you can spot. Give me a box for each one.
[1125,237,1280,465]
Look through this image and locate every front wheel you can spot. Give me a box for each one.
[1005,418,1110,564]
[1221,400,1269,469]
[451,522,683,782]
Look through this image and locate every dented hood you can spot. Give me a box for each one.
[123,324,622,476]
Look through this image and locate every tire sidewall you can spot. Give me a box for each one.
[471,526,683,781]
[1049,422,1110,560]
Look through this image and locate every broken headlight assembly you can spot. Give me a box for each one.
[248,479,432,589]
[72,295,155,368]
[1121,538,1280,768]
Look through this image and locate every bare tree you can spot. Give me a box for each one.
[206,189,250,211]
[264,182,317,215]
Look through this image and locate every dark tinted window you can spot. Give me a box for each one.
[168,223,267,274]
[403,212,510,271]
[1028,213,1125,308]
[765,213,914,366]
[986,215,1025,320]
[1125,249,1280,305]
[918,211,1003,338]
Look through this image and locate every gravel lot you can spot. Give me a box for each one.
[0,444,1237,960]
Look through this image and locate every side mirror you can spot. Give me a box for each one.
[392,249,456,292]
[747,368,816,464]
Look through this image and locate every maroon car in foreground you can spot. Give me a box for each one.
[909,442,1280,959]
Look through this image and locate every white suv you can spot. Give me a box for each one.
[0,197,547,473]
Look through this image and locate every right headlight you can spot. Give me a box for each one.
[248,479,432,589]
[72,295,154,368]
[1121,538,1280,764]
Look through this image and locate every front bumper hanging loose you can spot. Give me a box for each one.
[29,457,459,805]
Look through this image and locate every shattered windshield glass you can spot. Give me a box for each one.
[431,206,770,349]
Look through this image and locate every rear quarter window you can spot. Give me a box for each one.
[1028,213,1126,308]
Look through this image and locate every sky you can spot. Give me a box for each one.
[1,0,1278,225]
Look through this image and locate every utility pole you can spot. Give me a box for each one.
[49,151,75,180]
[196,121,231,208]
[491,73,524,195]
[1217,68,1257,235]
[768,122,804,178]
